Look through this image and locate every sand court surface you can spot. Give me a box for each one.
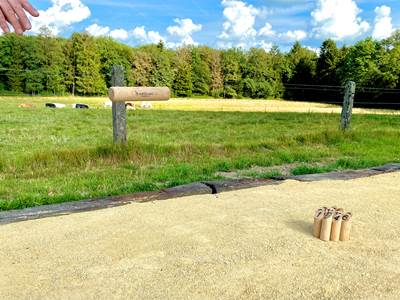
[1,172,400,299]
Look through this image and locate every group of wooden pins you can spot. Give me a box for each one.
[313,207,353,242]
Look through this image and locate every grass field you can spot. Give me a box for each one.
[0,96,399,211]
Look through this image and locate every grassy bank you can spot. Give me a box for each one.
[0,97,399,211]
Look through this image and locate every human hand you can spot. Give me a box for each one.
[0,0,39,34]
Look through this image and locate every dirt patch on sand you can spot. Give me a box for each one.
[1,172,399,299]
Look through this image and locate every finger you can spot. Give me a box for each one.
[8,0,31,30]
[1,2,23,34]
[21,0,39,17]
[0,10,10,33]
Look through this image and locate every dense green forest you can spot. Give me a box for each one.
[1,27,400,99]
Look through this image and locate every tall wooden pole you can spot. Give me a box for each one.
[111,65,126,144]
[340,81,356,131]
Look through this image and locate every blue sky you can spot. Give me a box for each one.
[30,0,400,51]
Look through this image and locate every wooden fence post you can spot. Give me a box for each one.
[340,81,356,131]
[111,65,126,144]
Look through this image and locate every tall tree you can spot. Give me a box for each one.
[96,37,126,87]
[316,39,340,85]
[242,48,282,99]
[339,38,383,87]
[71,33,106,95]
[95,36,134,87]
[0,34,13,91]
[208,48,223,97]
[191,47,211,95]
[23,35,45,95]
[221,48,244,98]
[7,34,25,93]
[132,49,152,86]
[148,45,174,88]
[38,27,66,94]
[63,39,78,95]
[380,30,400,87]
[172,47,192,97]
[287,42,317,84]
[284,42,318,100]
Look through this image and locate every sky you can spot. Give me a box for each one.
[30,0,400,51]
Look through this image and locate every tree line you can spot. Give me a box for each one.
[1,27,400,100]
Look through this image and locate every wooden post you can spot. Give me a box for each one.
[111,65,126,144]
[340,81,356,131]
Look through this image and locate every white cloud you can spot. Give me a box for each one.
[85,24,110,37]
[132,26,147,40]
[85,18,202,48]
[132,26,165,44]
[167,19,202,39]
[306,46,321,55]
[85,24,129,40]
[258,22,307,44]
[258,40,273,52]
[219,0,259,42]
[280,30,307,41]
[220,1,309,49]
[110,29,129,40]
[167,18,202,47]
[259,23,275,37]
[147,31,164,44]
[31,0,91,35]
[373,6,394,40]
[311,0,370,40]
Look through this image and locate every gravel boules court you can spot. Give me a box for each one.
[1,172,399,299]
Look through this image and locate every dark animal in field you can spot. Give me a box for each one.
[18,104,34,108]
[45,103,66,108]
[125,102,136,110]
[73,104,89,109]
[45,103,56,108]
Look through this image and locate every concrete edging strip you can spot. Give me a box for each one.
[0,163,399,225]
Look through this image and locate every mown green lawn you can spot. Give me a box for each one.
[0,97,399,211]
